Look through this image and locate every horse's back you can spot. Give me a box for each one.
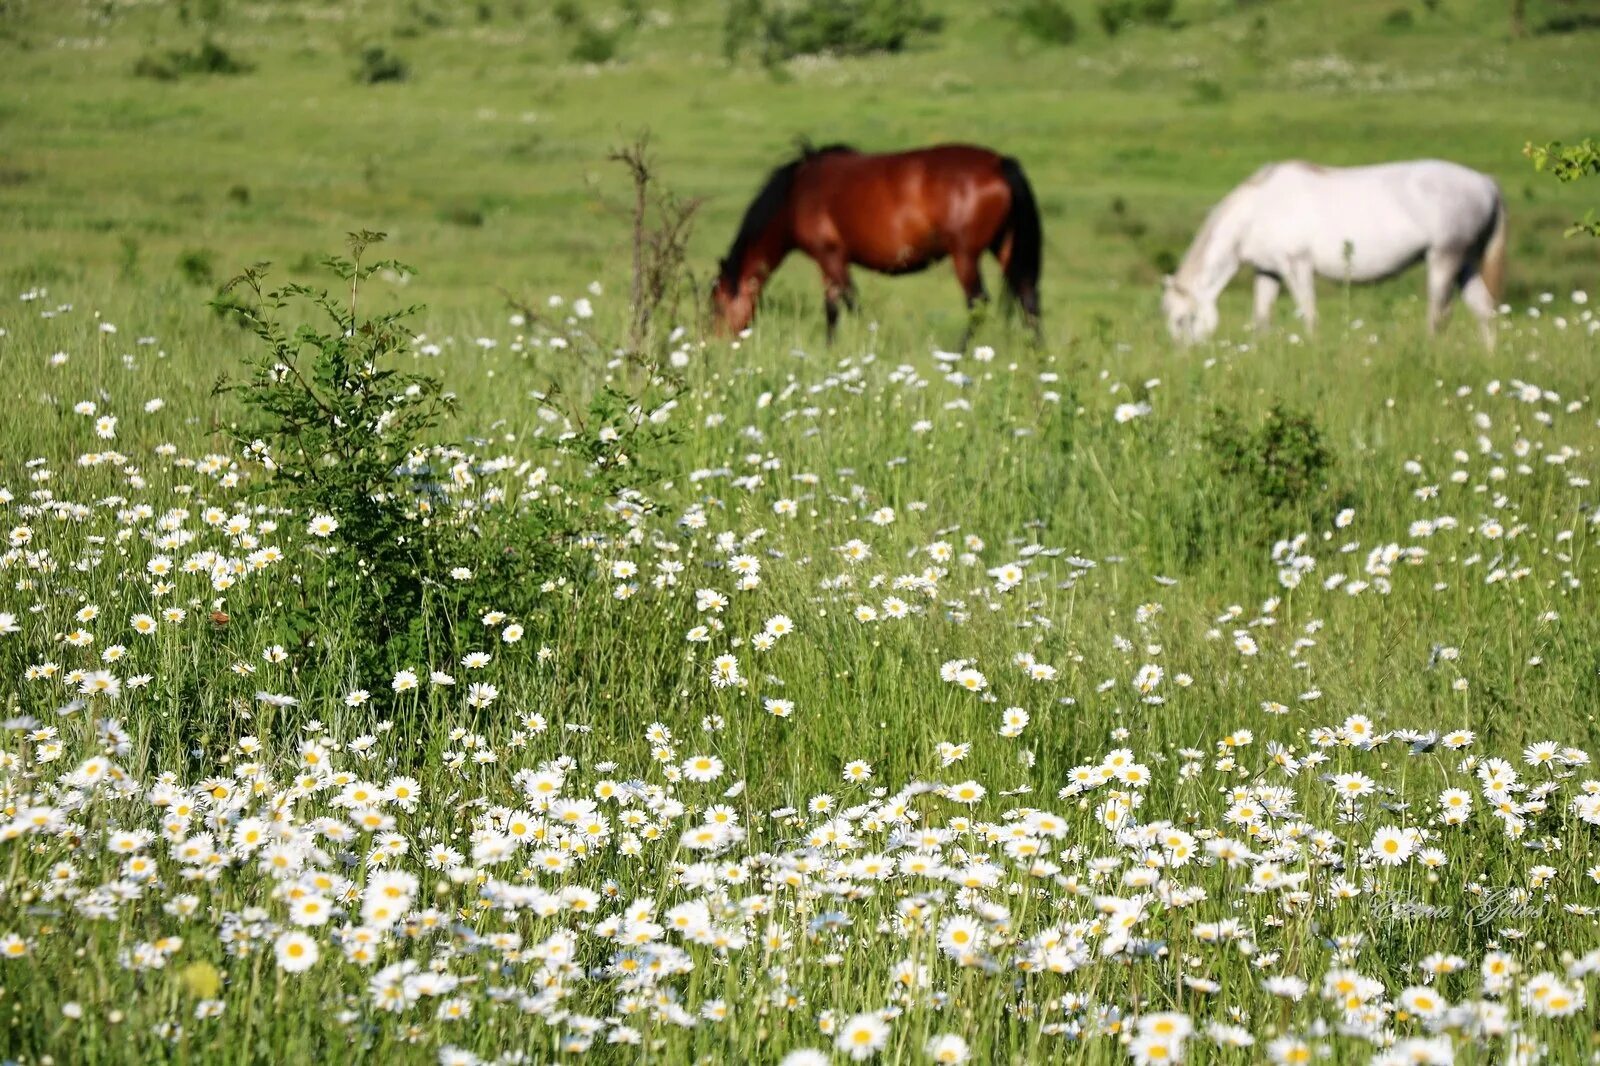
[797,145,1013,272]
[865,144,1005,168]
[1239,158,1499,278]
[810,144,1006,190]
[1260,158,1497,206]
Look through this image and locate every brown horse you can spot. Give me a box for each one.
[712,144,1043,345]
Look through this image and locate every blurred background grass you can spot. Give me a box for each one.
[1,0,1596,337]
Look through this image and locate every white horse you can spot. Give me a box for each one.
[1162,159,1507,346]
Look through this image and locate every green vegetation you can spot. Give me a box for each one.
[132,36,253,81]
[725,0,945,63]
[2,2,1600,1064]
[1527,137,1600,237]
[1204,403,1337,512]
[353,43,411,85]
[1007,0,1082,45]
[1095,0,1175,36]
[1,0,1596,321]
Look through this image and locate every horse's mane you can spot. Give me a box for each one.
[1174,163,1277,288]
[719,144,858,287]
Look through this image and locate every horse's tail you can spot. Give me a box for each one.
[998,156,1042,318]
[1480,188,1508,303]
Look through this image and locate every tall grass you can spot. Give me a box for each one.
[1,268,1598,1062]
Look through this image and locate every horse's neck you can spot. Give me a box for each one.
[742,222,793,287]
[1178,193,1250,301]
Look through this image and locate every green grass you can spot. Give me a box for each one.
[2,0,1598,326]
[2,1,1600,1063]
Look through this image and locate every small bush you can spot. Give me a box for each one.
[1382,6,1415,30]
[726,0,942,62]
[723,0,765,61]
[1096,0,1173,35]
[213,235,464,675]
[438,202,486,228]
[1537,11,1600,35]
[354,45,410,84]
[133,37,253,80]
[551,1,626,64]
[1204,404,1335,510]
[1096,0,1130,32]
[176,248,215,286]
[214,232,681,680]
[1008,0,1079,45]
[570,23,622,63]
[781,0,942,56]
[1188,76,1227,104]
[552,0,585,28]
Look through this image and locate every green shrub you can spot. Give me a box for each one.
[723,0,766,61]
[214,232,681,682]
[1096,0,1173,35]
[214,233,452,672]
[133,37,253,80]
[1536,9,1600,34]
[570,22,623,63]
[1527,138,1600,238]
[1008,0,1080,44]
[1188,75,1227,104]
[1204,403,1335,510]
[552,0,585,28]
[437,202,486,228]
[354,45,410,84]
[176,248,215,286]
[1382,6,1415,30]
[726,0,942,63]
[551,1,626,64]
[781,0,942,56]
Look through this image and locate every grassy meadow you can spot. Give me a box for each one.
[3,0,1600,1063]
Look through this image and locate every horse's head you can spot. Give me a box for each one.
[1161,276,1217,344]
[711,261,758,336]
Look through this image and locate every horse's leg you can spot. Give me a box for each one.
[1253,272,1281,331]
[1461,273,1497,349]
[1284,258,1317,336]
[824,286,848,345]
[1425,248,1465,336]
[952,251,987,349]
[817,252,853,346]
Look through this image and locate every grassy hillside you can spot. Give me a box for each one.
[1,0,1597,332]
